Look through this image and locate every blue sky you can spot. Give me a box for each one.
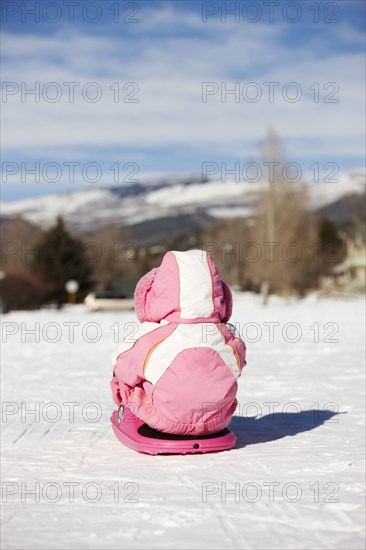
[1,0,365,200]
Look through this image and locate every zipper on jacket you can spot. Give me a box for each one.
[117,404,124,425]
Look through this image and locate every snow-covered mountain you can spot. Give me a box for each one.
[0,176,258,230]
[1,171,365,242]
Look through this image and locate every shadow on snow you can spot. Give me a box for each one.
[230,409,343,448]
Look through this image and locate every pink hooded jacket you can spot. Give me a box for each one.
[111,249,246,436]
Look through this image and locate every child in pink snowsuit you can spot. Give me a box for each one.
[111,249,246,436]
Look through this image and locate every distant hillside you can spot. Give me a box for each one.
[317,191,366,225]
[1,171,365,245]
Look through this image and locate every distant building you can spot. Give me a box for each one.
[331,232,366,291]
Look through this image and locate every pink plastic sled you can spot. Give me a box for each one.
[110,406,237,455]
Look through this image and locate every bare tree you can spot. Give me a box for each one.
[197,219,249,287]
[248,129,317,302]
[1,218,43,275]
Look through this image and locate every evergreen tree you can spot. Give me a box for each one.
[318,218,343,254]
[32,216,94,304]
[316,217,344,276]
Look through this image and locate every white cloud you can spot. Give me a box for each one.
[1,8,365,163]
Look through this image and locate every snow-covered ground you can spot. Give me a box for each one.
[1,293,365,550]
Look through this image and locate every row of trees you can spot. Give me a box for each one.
[0,209,345,310]
[0,216,162,309]
[196,200,344,301]
[1,217,93,309]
